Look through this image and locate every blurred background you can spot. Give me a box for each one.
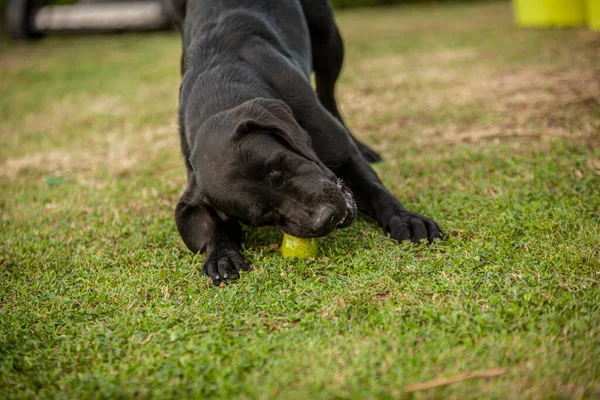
[1,0,598,40]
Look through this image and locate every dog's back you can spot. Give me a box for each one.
[176,1,313,149]
[180,1,311,78]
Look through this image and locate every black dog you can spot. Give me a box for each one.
[170,0,442,285]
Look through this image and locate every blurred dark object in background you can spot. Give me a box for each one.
[1,0,504,40]
[5,0,178,40]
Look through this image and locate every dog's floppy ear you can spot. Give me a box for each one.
[174,174,214,254]
[235,99,322,164]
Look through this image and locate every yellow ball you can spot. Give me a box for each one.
[281,234,319,259]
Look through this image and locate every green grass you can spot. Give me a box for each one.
[1,1,599,398]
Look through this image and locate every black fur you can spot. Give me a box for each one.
[172,0,443,285]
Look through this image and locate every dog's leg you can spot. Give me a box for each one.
[334,156,443,243]
[301,0,382,163]
[175,178,248,285]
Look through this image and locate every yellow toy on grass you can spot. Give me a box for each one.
[281,234,319,259]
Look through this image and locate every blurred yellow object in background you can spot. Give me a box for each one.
[587,0,600,30]
[513,0,586,27]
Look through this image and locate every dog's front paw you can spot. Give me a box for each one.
[385,211,443,244]
[203,249,249,285]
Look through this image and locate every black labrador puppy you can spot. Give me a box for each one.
[170,0,443,285]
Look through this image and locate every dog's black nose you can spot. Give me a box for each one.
[313,205,337,232]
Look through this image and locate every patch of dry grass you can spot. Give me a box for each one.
[0,122,178,179]
[339,38,599,153]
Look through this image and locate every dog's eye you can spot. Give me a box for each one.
[269,170,284,186]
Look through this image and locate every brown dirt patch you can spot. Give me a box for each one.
[446,67,600,111]
[339,60,600,148]
[0,122,178,180]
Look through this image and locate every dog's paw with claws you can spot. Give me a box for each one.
[385,211,443,244]
[203,249,249,285]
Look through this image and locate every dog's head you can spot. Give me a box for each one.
[181,98,356,238]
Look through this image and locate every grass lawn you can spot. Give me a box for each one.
[1,1,599,398]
